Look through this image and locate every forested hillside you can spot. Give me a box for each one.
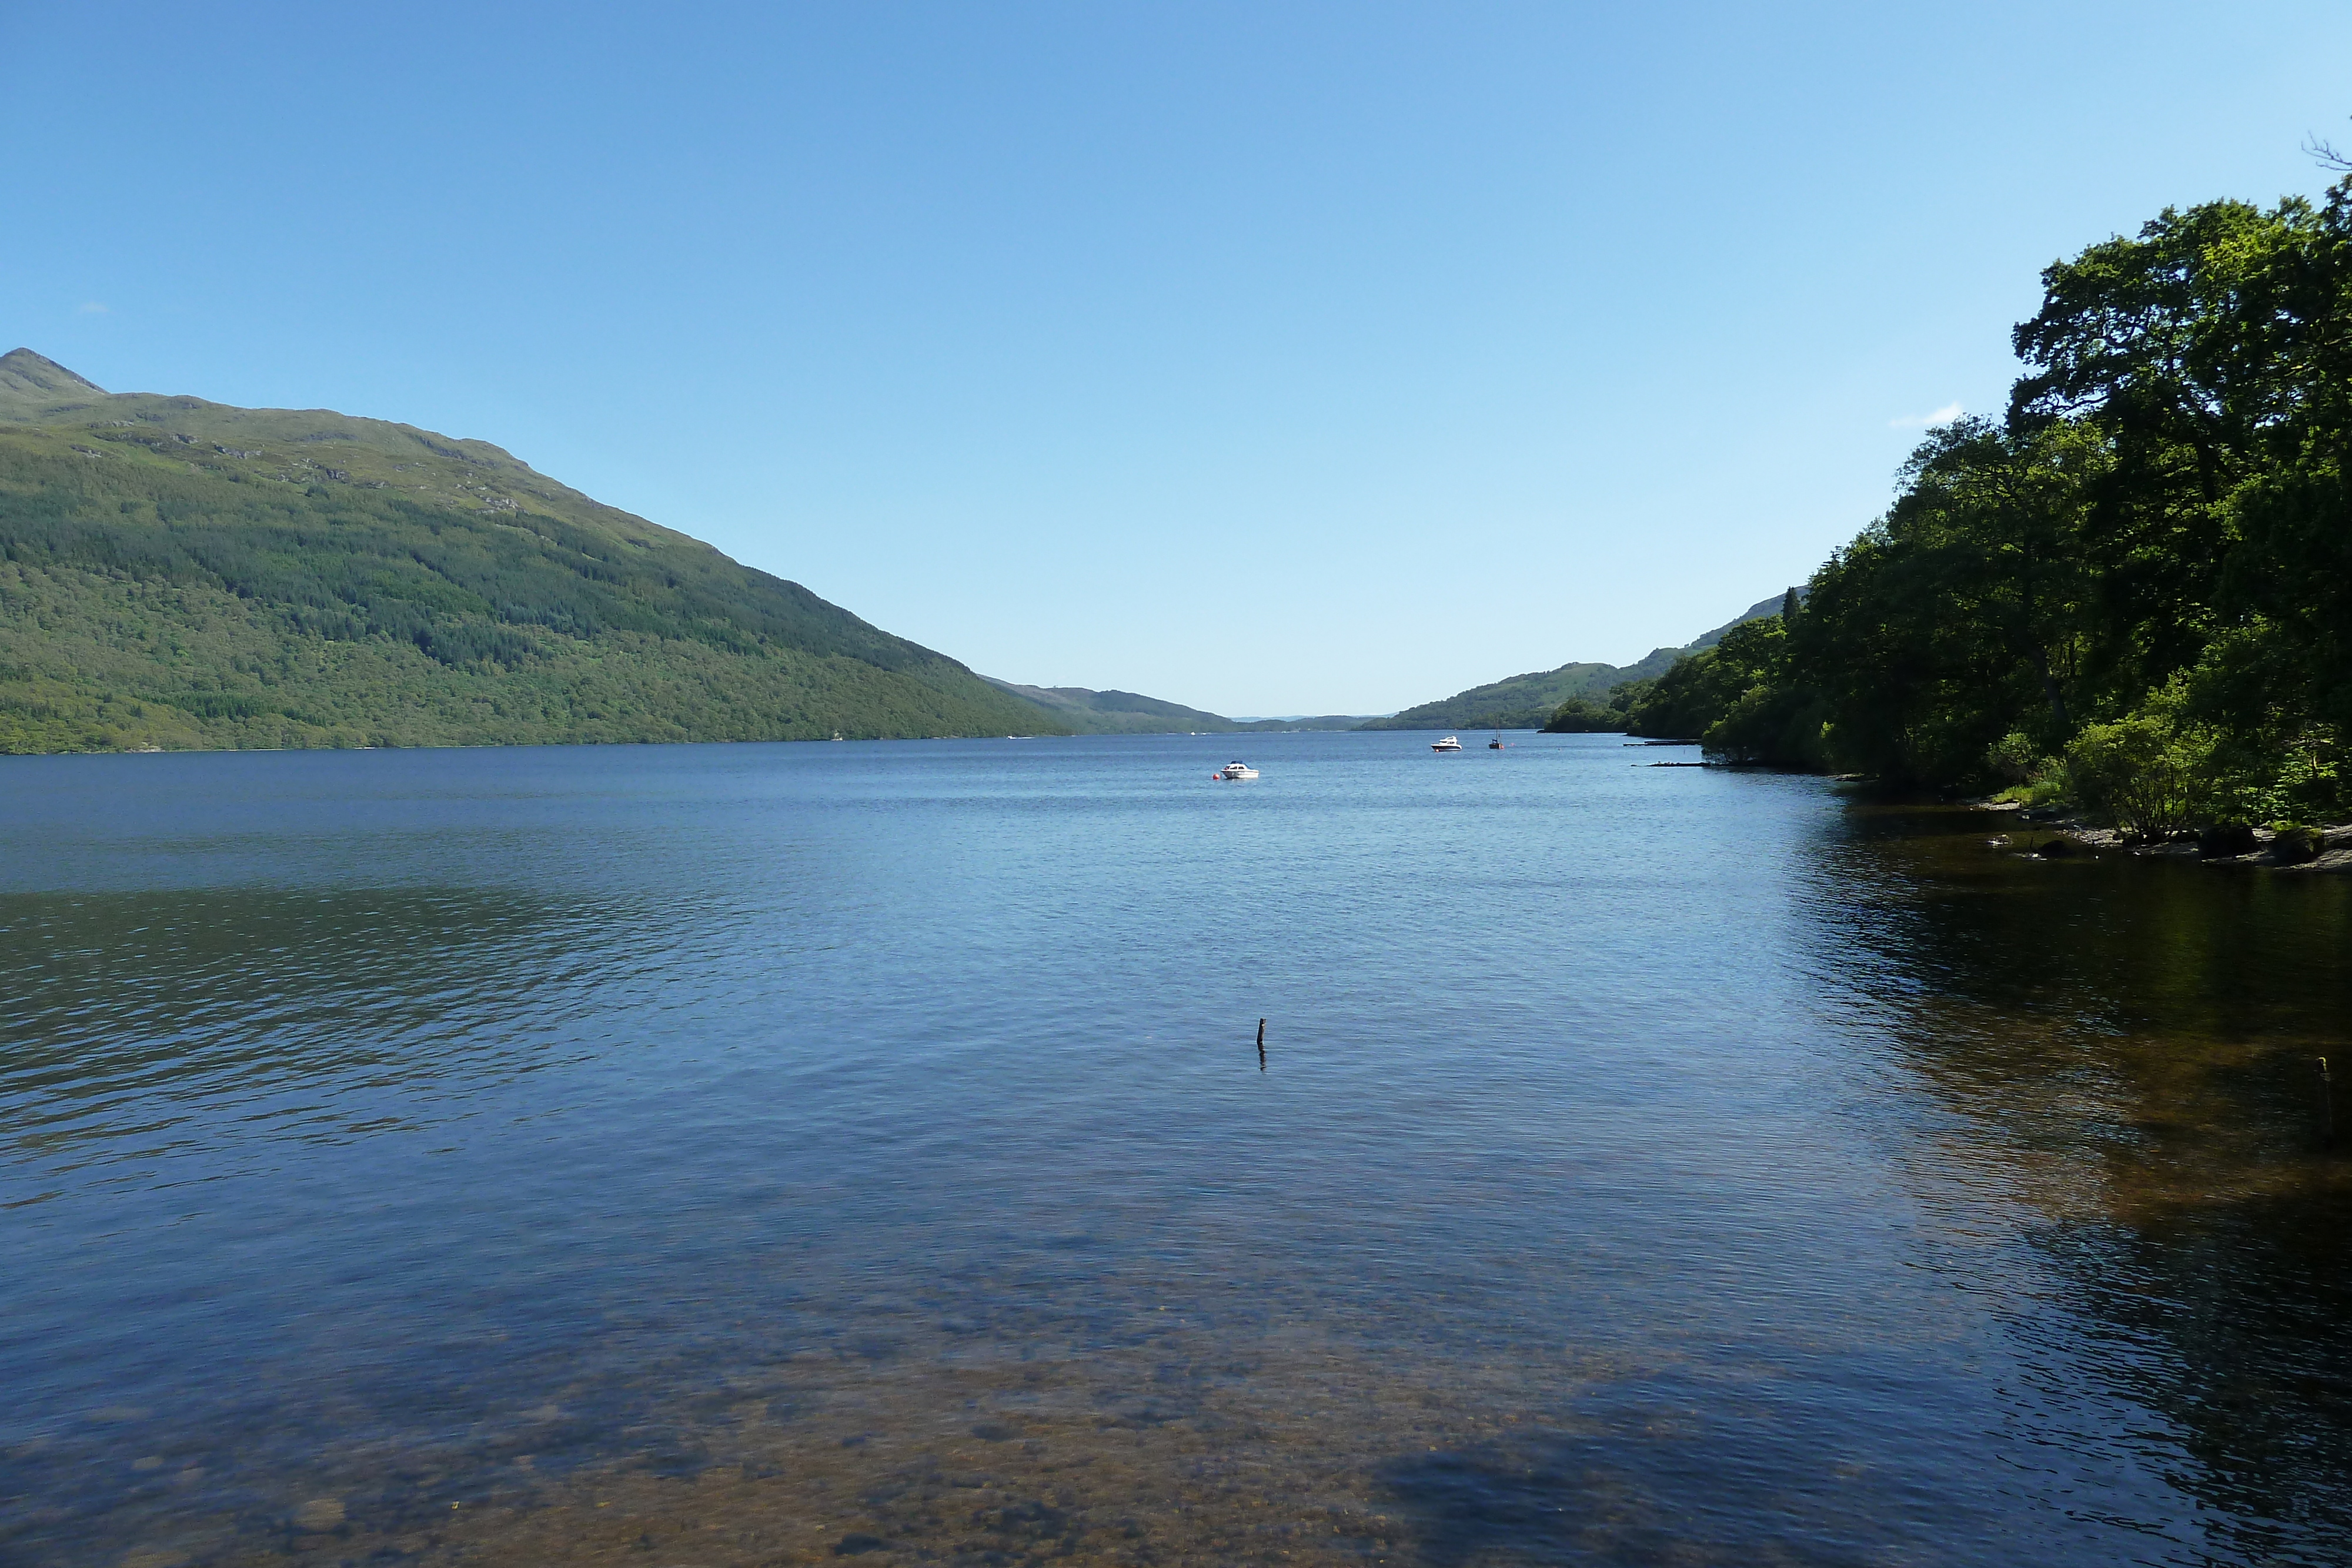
[0,351,1055,751]
[1370,595,1791,731]
[1581,168,2352,836]
[979,678,1367,734]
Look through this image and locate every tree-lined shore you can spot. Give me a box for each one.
[1552,166,2352,842]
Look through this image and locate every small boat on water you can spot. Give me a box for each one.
[1215,760,1259,780]
[1489,729,1504,750]
[1432,735,1463,751]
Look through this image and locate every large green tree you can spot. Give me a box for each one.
[1790,417,2102,781]
[1611,169,2352,821]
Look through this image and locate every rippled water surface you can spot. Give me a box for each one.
[5,734,2350,1567]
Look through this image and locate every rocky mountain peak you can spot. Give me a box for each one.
[0,348,108,402]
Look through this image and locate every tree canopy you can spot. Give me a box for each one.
[1552,170,2352,830]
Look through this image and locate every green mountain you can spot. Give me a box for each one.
[981,677,1372,734]
[0,350,1060,753]
[983,678,1235,734]
[1355,595,1796,731]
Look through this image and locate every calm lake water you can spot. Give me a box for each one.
[5,733,2350,1567]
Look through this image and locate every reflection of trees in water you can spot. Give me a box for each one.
[0,887,660,1181]
[1802,799,2352,1042]
[2037,1196,2352,1563]
[1796,800,2352,1558]
[1793,800,2352,1189]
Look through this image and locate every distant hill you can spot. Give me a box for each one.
[984,678,1232,733]
[983,677,1372,734]
[0,349,1055,752]
[1224,713,1382,733]
[1356,594,1798,731]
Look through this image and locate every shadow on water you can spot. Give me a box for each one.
[2046,1193,2352,1561]
[1797,800,2352,1562]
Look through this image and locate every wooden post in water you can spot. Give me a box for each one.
[1257,1018,1267,1070]
[2322,1057,2336,1152]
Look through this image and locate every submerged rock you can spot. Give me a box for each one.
[293,1497,345,1532]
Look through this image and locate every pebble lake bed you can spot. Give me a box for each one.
[5,731,2351,1567]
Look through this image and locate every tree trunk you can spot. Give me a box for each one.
[2038,647,2071,730]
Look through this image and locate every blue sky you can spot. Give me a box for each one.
[6,3,2350,715]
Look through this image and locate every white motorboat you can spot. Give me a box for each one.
[1216,760,1259,780]
[1431,735,1463,751]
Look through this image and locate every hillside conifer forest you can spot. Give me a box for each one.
[0,351,1057,751]
[1561,172,2352,835]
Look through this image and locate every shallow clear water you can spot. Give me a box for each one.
[4,733,2349,1567]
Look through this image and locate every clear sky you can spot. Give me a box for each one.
[6,3,2349,716]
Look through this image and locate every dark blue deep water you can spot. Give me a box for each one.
[5,733,2350,1567]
